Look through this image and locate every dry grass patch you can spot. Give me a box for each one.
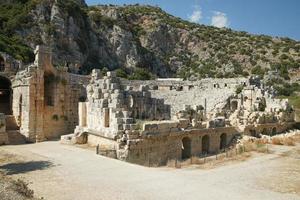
[271,137,295,146]
[10,178,34,198]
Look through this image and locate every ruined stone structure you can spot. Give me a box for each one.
[0,45,296,166]
[62,70,296,166]
[0,46,89,144]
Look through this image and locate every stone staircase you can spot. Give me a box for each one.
[5,115,26,144]
[7,130,26,145]
[5,115,19,130]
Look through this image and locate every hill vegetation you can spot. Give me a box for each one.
[0,0,299,97]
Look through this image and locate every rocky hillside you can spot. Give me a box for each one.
[1,0,300,82]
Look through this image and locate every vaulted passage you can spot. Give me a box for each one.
[202,135,210,154]
[0,76,12,114]
[182,137,191,160]
[262,128,268,135]
[272,127,277,136]
[220,133,227,150]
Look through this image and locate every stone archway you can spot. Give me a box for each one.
[182,137,191,160]
[261,128,268,135]
[0,76,12,114]
[220,133,227,150]
[202,135,210,154]
[250,129,257,137]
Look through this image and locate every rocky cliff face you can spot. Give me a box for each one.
[1,0,300,80]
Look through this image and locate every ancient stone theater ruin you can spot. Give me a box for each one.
[0,46,296,166]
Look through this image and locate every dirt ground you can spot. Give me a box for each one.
[0,141,299,200]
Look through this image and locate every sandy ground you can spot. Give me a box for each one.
[0,141,300,200]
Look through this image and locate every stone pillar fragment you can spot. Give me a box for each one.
[79,102,87,127]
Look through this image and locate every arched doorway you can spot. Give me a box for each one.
[202,135,210,154]
[250,129,257,137]
[220,133,227,150]
[182,137,191,160]
[261,128,268,135]
[271,127,277,136]
[0,76,12,114]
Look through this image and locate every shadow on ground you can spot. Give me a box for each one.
[0,161,54,175]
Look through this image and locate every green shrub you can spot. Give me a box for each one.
[128,68,154,80]
[236,85,244,94]
[115,68,128,78]
[251,65,265,78]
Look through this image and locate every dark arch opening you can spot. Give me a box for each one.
[272,127,277,136]
[202,135,210,154]
[231,101,238,110]
[182,137,192,160]
[261,128,268,135]
[44,74,55,106]
[220,133,227,150]
[0,76,12,114]
[0,56,4,71]
[250,129,258,137]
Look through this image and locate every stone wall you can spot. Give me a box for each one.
[80,71,170,139]
[11,46,89,142]
[244,122,295,137]
[43,72,88,139]
[122,126,238,166]
[12,66,44,142]
[122,78,248,117]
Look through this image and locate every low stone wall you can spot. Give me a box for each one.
[87,134,118,149]
[244,122,295,136]
[124,127,239,166]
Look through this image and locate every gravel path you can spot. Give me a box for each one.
[0,141,299,200]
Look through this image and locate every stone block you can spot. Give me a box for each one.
[123,111,130,118]
[111,83,120,90]
[178,119,190,129]
[123,124,131,130]
[103,93,110,99]
[123,118,134,124]
[107,71,116,77]
[143,123,158,131]
[126,86,133,91]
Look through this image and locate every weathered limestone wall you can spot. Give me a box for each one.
[123,127,238,166]
[87,134,118,148]
[43,73,88,139]
[12,66,44,142]
[11,46,89,142]
[123,78,248,117]
[81,71,170,139]
[244,122,295,136]
[122,78,248,91]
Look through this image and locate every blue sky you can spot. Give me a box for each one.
[86,0,300,41]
